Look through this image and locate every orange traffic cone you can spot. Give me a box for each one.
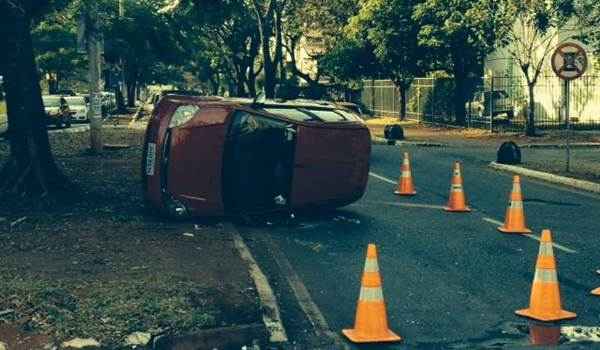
[498,175,532,234]
[515,229,576,322]
[444,161,471,212]
[394,152,416,196]
[591,287,600,296]
[342,244,402,343]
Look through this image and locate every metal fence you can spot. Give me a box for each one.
[360,75,600,131]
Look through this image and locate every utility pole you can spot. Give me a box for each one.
[84,0,103,153]
[118,0,127,109]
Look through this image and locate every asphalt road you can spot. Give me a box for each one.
[238,143,600,349]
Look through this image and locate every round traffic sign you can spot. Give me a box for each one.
[551,42,588,80]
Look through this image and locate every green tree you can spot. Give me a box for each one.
[414,0,513,125]
[499,0,575,135]
[32,8,86,94]
[103,0,187,106]
[348,0,428,120]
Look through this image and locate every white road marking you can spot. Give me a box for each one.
[482,217,577,254]
[261,234,350,349]
[231,231,288,343]
[562,326,600,342]
[369,172,397,185]
[361,200,445,210]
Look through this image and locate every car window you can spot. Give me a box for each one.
[65,97,86,106]
[229,111,288,137]
[302,109,346,122]
[261,108,315,122]
[169,105,200,128]
[334,109,363,122]
[42,96,61,107]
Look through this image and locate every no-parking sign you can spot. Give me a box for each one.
[551,42,588,80]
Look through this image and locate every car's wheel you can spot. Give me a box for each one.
[65,118,72,128]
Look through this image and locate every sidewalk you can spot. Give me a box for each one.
[0,128,264,349]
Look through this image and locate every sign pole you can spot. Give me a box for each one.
[565,79,571,173]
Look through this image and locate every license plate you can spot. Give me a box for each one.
[145,143,156,176]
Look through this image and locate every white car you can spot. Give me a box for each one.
[65,96,89,122]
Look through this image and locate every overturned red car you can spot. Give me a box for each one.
[142,95,371,218]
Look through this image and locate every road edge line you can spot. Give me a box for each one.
[231,230,288,343]
[260,234,350,349]
[489,161,600,194]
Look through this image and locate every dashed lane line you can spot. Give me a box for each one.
[482,217,577,254]
[358,200,445,210]
[369,172,397,185]
[369,172,577,254]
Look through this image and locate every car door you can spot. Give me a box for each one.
[166,106,230,216]
[290,124,370,207]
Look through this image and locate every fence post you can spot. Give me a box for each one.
[371,78,375,115]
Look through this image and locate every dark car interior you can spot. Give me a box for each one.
[222,110,296,214]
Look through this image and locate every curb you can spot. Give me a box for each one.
[229,225,288,343]
[489,161,600,194]
[49,125,90,134]
[520,142,600,149]
[371,136,446,147]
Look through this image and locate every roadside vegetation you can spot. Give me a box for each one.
[0,128,260,348]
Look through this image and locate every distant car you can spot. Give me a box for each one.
[466,90,514,120]
[100,92,117,117]
[42,95,72,128]
[142,95,371,218]
[64,96,88,122]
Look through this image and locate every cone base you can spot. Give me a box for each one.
[444,206,471,213]
[515,308,577,322]
[342,328,402,343]
[591,287,600,296]
[394,190,416,196]
[498,226,532,234]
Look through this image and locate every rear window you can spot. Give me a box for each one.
[304,109,346,122]
[262,107,359,123]
[261,108,315,122]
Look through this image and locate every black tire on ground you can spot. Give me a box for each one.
[497,141,521,164]
[384,124,404,140]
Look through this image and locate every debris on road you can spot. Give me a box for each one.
[182,232,195,237]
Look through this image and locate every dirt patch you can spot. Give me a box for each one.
[0,127,261,348]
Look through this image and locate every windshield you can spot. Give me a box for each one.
[65,96,86,106]
[42,96,61,107]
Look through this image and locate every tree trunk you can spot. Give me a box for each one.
[126,79,137,108]
[399,85,408,121]
[0,2,67,196]
[526,83,536,136]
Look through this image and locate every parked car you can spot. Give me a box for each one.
[466,90,514,120]
[100,92,117,117]
[42,95,72,128]
[64,96,89,122]
[142,95,371,218]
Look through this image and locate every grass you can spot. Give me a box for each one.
[0,100,6,115]
[0,275,217,348]
[0,127,260,348]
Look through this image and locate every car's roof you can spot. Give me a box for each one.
[162,95,341,110]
